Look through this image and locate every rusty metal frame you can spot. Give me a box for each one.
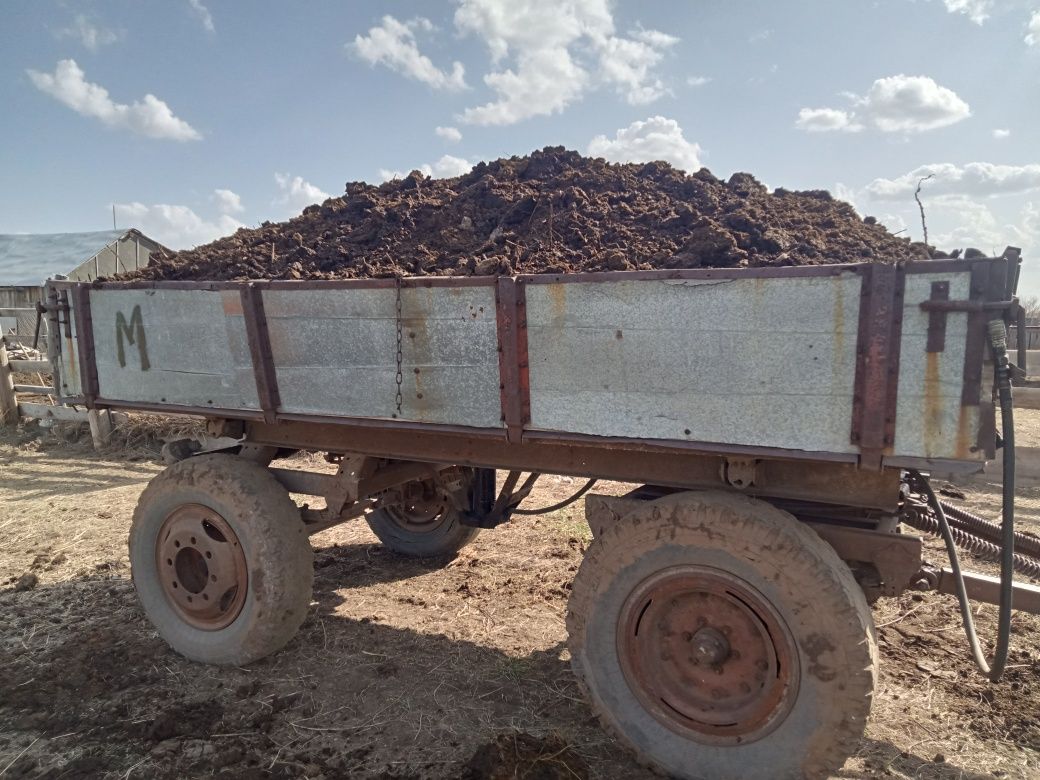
[925,281,950,353]
[239,284,281,424]
[495,277,529,442]
[242,417,901,511]
[69,286,99,407]
[934,567,1040,615]
[850,263,905,470]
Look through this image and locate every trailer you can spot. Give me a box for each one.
[40,250,1036,779]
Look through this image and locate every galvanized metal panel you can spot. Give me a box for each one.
[892,271,981,460]
[525,274,863,453]
[264,286,501,427]
[89,289,259,410]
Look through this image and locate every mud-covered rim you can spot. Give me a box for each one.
[382,492,453,534]
[156,504,248,631]
[617,565,799,746]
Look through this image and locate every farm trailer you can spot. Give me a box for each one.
[41,250,1039,779]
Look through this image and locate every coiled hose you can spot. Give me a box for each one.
[939,500,1040,560]
[902,507,1040,579]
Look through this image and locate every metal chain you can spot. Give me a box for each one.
[394,277,403,417]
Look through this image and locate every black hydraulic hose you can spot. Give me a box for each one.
[905,319,1016,682]
[513,479,599,515]
[939,500,1040,561]
[902,507,1040,579]
[990,318,1016,682]
[909,472,998,677]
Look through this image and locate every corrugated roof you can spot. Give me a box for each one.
[0,230,127,285]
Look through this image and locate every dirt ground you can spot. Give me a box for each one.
[1,415,1039,779]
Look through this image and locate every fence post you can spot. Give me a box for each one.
[87,408,113,450]
[0,338,18,425]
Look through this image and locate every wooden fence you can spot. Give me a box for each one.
[0,336,113,449]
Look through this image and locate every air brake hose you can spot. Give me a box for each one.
[907,319,1015,682]
[513,479,599,515]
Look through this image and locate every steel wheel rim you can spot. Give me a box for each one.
[156,504,248,630]
[384,494,450,534]
[617,565,799,745]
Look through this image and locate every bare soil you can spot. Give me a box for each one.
[1,418,1039,779]
[124,148,940,283]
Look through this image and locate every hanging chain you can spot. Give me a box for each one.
[393,277,404,418]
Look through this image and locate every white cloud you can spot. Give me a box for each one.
[26,59,201,141]
[941,0,993,25]
[597,29,677,104]
[861,75,970,132]
[460,48,588,125]
[274,173,330,215]
[587,116,702,172]
[113,202,243,249]
[212,189,244,214]
[930,196,1011,253]
[993,128,1011,139]
[795,74,969,134]
[795,107,862,133]
[57,15,119,51]
[435,125,462,143]
[351,16,466,91]
[833,183,861,212]
[631,27,679,48]
[748,29,772,43]
[378,154,473,182]
[188,0,215,33]
[865,162,1040,200]
[1027,11,1040,45]
[454,0,677,124]
[686,75,712,87]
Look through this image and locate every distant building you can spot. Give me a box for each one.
[0,228,167,343]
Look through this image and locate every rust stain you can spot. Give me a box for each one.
[546,284,567,327]
[954,404,973,459]
[923,351,943,457]
[221,291,244,316]
[64,337,78,384]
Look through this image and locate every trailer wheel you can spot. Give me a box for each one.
[366,473,479,558]
[567,491,876,780]
[128,454,313,665]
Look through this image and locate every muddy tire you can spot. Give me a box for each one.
[366,504,479,558]
[128,454,313,665]
[567,491,876,780]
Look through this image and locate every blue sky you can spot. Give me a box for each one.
[2,1,1039,292]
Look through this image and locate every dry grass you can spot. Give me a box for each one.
[1,416,1039,777]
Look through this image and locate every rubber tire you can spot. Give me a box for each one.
[129,454,313,665]
[366,503,479,559]
[566,491,877,780]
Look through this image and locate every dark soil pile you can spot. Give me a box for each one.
[128,147,933,282]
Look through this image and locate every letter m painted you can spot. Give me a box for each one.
[115,305,150,370]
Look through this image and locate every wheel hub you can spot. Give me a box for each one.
[156,504,247,630]
[383,485,450,533]
[617,566,798,745]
